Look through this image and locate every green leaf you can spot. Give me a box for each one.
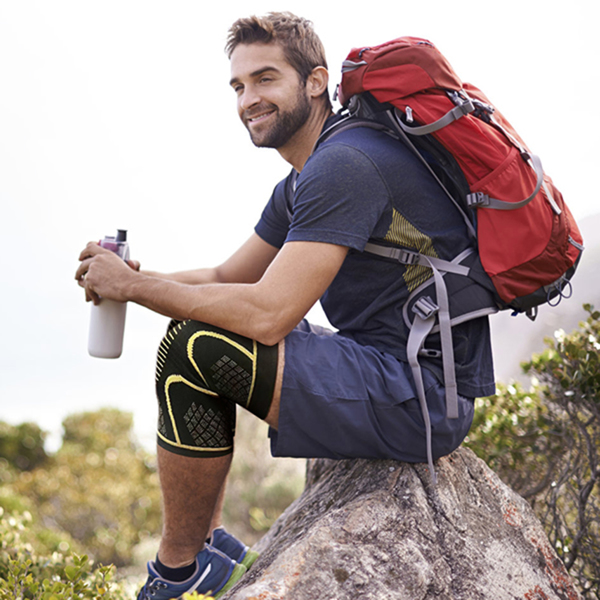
[64,565,79,581]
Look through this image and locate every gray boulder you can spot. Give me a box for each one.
[224,447,581,600]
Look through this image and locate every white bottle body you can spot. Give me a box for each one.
[87,232,129,359]
[88,299,127,358]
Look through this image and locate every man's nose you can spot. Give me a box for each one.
[239,85,261,111]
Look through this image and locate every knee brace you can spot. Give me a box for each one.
[155,320,279,457]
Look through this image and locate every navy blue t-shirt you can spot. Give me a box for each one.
[255,117,495,398]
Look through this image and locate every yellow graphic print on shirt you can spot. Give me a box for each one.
[383,209,438,292]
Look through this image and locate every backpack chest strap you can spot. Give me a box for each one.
[363,242,470,277]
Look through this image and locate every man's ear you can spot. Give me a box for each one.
[306,66,329,99]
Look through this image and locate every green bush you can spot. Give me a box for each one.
[0,507,130,600]
[0,421,48,471]
[6,409,162,568]
[465,305,600,599]
[0,406,305,596]
[466,383,565,497]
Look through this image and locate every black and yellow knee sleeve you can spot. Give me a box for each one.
[155,320,278,457]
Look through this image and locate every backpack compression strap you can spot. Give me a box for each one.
[389,94,549,214]
[364,242,468,419]
[364,242,472,484]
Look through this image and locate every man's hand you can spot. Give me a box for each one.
[75,241,140,305]
[74,234,348,346]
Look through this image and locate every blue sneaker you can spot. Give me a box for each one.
[136,546,246,600]
[209,527,259,570]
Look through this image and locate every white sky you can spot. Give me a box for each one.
[1,0,597,450]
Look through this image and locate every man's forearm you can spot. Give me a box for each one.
[140,266,223,286]
[125,273,283,345]
[137,233,280,288]
[80,239,347,347]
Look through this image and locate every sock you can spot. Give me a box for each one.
[154,556,197,582]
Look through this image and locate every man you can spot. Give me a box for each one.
[76,12,495,600]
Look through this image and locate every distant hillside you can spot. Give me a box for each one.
[490,212,600,384]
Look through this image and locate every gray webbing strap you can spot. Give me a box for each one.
[341,59,368,73]
[389,110,478,240]
[463,110,552,213]
[363,241,460,420]
[363,243,469,278]
[397,99,475,136]
[419,255,459,420]
[406,299,438,486]
[393,95,550,217]
[466,154,545,211]
[542,179,562,215]
[365,237,467,483]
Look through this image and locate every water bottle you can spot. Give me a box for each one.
[88,229,130,359]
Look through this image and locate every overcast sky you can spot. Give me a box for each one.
[1,0,597,450]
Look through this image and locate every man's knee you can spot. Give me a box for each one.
[155,320,238,457]
[154,320,279,456]
[156,320,278,416]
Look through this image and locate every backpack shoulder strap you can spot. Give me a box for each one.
[322,109,478,240]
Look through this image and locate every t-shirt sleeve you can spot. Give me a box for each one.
[254,172,294,249]
[286,142,391,251]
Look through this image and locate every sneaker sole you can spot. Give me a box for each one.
[241,550,259,571]
[213,563,247,599]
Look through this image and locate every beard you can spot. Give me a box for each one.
[244,91,312,149]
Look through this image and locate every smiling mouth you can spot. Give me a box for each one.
[245,109,276,126]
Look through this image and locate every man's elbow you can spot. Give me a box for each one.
[251,309,298,347]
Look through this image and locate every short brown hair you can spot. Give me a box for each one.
[225,12,329,84]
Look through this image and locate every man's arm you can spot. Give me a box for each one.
[141,233,280,286]
[77,238,348,346]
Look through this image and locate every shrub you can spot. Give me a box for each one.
[466,305,600,599]
[0,421,48,471]
[9,409,162,567]
[0,507,130,600]
[0,406,306,596]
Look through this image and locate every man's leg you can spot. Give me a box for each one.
[153,320,283,570]
[208,477,228,534]
[156,451,233,567]
[206,340,284,538]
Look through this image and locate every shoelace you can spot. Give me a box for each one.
[139,578,168,599]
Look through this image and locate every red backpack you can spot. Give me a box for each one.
[335,36,583,313]
[328,36,584,483]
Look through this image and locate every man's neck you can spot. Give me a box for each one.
[277,104,334,172]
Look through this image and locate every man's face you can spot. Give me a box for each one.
[229,42,312,149]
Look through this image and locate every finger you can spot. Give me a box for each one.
[78,241,109,261]
[84,279,101,305]
[126,259,141,271]
[75,257,93,281]
[78,241,98,261]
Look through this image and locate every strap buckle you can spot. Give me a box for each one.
[447,90,475,117]
[390,247,420,265]
[457,98,474,117]
[419,348,442,358]
[412,296,439,321]
[466,191,490,208]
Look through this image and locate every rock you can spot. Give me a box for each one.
[223,447,581,600]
